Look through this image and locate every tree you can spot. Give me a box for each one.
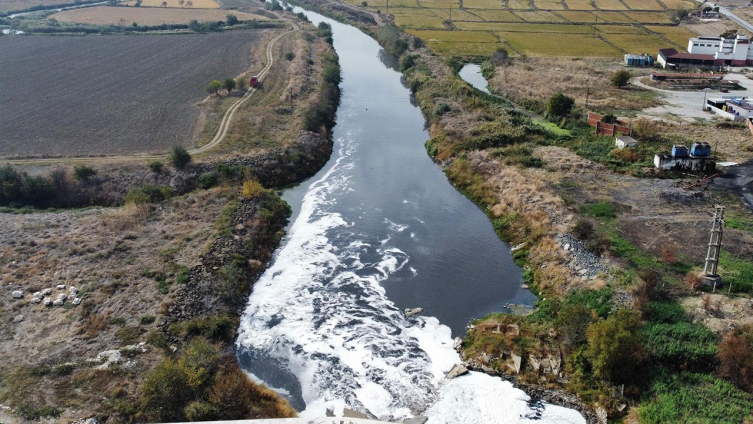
[721,29,738,39]
[179,0,184,6]
[161,1,167,6]
[108,0,117,6]
[206,79,222,95]
[223,78,236,92]
[149,160,164,173]
[73,165,97,182]
[585,309,643,383]
[134,0,142,6]
[362,1,367,5]
[671,7,690,22]
[236,77,246,91]
[284,51,295,61]
[546,92,574,118]
[556,303,595,348]
[186,0,193,7]
[226,13,238,25]
[170,146,192,170]
[611,70,631,88]
[188,19,201,31]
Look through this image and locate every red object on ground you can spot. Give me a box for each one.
[250,76,259,87]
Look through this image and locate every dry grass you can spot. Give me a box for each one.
[622,0,664,9]
[123,0,220,8]
[624,10,672,22]
[593,11,635,22]
[594,0,628,10]
[681,18,753,38]
[603,32,674,52]
[488,56,660,110]
[405,28,499,42]
[660,0,696,9]
[645,24,696,45]
[49,6,266,25]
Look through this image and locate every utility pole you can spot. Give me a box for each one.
[593,15,597,38]
[386,0,389,13]
[449,6,452,22]
[290,88,293,111]
[585,86,590,110]
[703,205,725,292]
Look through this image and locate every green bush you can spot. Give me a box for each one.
[565,288,613,318]
[73,165,97,181]
[580,201,616,219]
[399,54,416,72]
[170,146,192,169]
[149,160,164,173]
[545,92,574,120]
[284,51,295,61]
[639,372,753,424]
[434,102,451,116]
[125,184,172,204]
[198,172,218,190]
[644,321,717,369]
[585,309,642,383]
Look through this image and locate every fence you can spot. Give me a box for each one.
[588,113,633,136]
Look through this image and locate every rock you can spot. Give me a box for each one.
[521,284,529,289]
[69,286,78,295]
[11,290,23,299]
[405,307,424,317]
[510,353,522,374]
[68,293,77,301]
[53,299,64,306]
[12,315,23,323]
[43,297,52,307]
[56,284,66,290]
[42,288,52,295]
[32,291,42,299]
[480,365,498,375]
[453,337,463,350]
[511,242,527,252]
[564,243,570,251]
[505,324,520,338]
[57,293,67,301]
[447,363,469,379]
[30,297,42,304]
[402,416,429,424]
[342,408,370,419]
[72,298,82,305]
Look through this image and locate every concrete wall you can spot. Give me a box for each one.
[654,155,716,173]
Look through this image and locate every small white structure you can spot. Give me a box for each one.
[705,97,753,121]
[687,35,753,66]
[615,136,638,149]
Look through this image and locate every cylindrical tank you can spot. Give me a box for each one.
[672,145,689,158]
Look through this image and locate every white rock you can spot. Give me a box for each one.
[453,337,463,350]
[53,299,64,306]
[69,286,78,294]
[33,291,42,298]
[56,284,66,290]
[30,297,42,304]
[68,293,77,301]
[405,307,424,317]
[447,363,469,379]
[72,298,82,305]
[11,290,23,299]
[12,315,23,323]
[43,297,52,306]
[57,293,67,300]
[42,288,52,295]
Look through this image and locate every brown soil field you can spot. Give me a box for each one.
[0,0,75,13]
[49,5,269,25]
[123,0,219,8]
[0,30,272,157]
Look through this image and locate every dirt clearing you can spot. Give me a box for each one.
[0,30,269,157]
[49,6,269,25]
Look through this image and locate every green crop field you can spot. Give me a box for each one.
[500,32,622,55]
[462,0,502,7]
[406,28,500,42]
[455,21,595,31]
[429,40,507,54]
[430,8,484,20]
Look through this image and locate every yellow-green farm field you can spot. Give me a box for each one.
[595,24,645,33]
[603,33,673,52]
[593,0,628,10]
[660,0,696,9]
[624,11,673,22]
[533,0,566,9]
[507,0,533,8]
[646,25,695,45]
[429,41,507,54]
[622,0,664,9]
[559,10,601,22]
[593,11,635,22]
[392,9,446,28]
[514,10,565,21]
[430,8,484,20]
[455,22,596,32]
[564,0,596,10]
[406,29,499,42]
[470,9,523,21]
[461,0,501,7]
[499,32,621,55]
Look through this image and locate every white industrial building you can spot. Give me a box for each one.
[687,35,753,66]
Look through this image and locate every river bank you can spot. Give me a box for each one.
[0,12,340,422]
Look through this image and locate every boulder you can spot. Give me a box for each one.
[453,337,463,351]
[53,299,64,306]
[11,290,23,299]
[68,293,77,301]
[402,416,429,424]
[342,408,370,419]
[30,297,42,304]
[12,315,24,323]
[43,297,52,307]
[405,307,424,317]
[72,298,82,306]
[32,291,42,299]
[447,363,469,379]
[56,284,66,290]
[57,293,67,301]
[42,288,52,295]
[510,353,522,374]
[69,286,78,295]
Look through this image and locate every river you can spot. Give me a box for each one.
[236,9,585,423]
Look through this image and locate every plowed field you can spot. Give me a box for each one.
[0,30,262,157]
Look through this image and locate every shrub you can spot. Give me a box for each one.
[206,79,222,95]
[717,325,753,392]
[198,172,218,189]
[73,165,97,181]
[585,309,642,383]
[490,47,509,65]
[225,13,238,25]
[284,51,295,61]
[434,102,451,116]
[399,54,416,72]
[633,117,660,141]
[556,303,595,348]
[223,78,236,92]
[601,113,617,124]
[170,146,191,170]
[572,218,594,240]
[644,321,718,370]
[545,93,574,119]
[611,70,631,88]
[580,201,616,219]
[241,180,264,199]
[149,160,164,173]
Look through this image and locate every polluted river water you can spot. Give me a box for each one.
[236,9,586,424]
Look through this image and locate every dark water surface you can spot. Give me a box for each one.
[237,9,535,418]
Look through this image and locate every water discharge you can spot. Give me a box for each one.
[237,9,585,423]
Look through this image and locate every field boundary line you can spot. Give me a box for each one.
[0,20,299,165]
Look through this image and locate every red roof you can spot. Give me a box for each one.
[659,48,715,61]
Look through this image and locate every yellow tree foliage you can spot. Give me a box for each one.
[241,180,264,199]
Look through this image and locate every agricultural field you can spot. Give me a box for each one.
[0,30,264,157]
[49,5,267,25]
[0,0,79,13]
[123,0,220,7]
[361,0,710,56]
